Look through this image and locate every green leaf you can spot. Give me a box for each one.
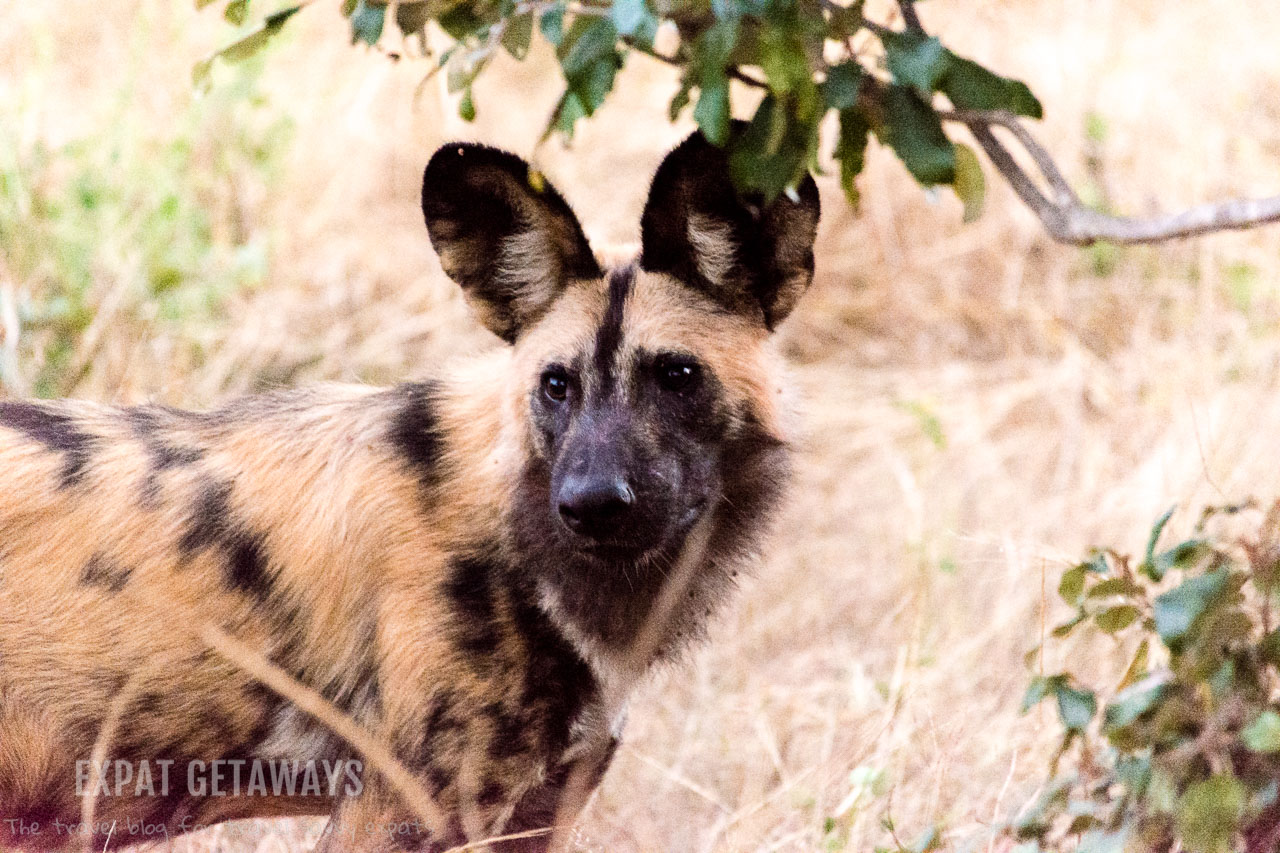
[693,74,731,147]
[546,89,588,139]
[540,4,565,46]
[669,75,694,121]
[951,141,984,223]
[1177,775,1245,853]
[1115,754,1151,794]
[458,87,476,122]
[1140,506,1176,579]
[192,57,214,91]
[1153,539,1212,576]
[1095,605,1140,634]
[1243,710,1280,753]
[835,106,871,203]
[1055,684,1096,732]
[1153,569,1229,645]
[728,94,817,203]
[395,2,432,36]
[436,4,488,40]
[1103,673,1169,732]
[612,0,656,38]
[939,53,1043,119]
[350,0,385,45]
[876,84,955,186]
[224,0,249,26]
[1051,613,1085,638]
[577,56,621,113]
[1083,551,1109,574]
[212,5,301,65]
[196,0,221,9]
[553,17,621,121]
[1058,564,1087,605]
[884,32,948,95]
[1022,675,1059,713]
[559,18,618,78]
[502,12,534,59]
[826,1,863,41]
[821,61,862,111]
[1118,638,1149,688]
[1087,577,1142,599]
[759,28,810,95]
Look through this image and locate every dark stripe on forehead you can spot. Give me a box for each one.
[593,264,635,394]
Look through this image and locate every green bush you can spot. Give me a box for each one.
[928,503,1280,853]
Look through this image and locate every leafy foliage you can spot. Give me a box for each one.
[192,0,1043,209]
[1000,502,1280,853]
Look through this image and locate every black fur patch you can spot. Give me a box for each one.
[179,479,234,555]
[0,401,95,488]
[80,553,132,593]
[477,778,505,807]
[444,557,501,663]
[505,577,597,754]
[387,382,446,489]
[179,478,276,603]
[224,531,270,598]
[127,406,204,506]
[487,707,531,761]
[410,688,468,772]
[592,265,633,395]
[127,407,204,469]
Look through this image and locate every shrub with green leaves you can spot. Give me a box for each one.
[194,0,1041,212]
[1001,503,1280,853]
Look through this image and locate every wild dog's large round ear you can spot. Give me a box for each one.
[422,144,603,343]
[639,128,820,330]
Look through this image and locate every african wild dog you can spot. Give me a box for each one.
[0,128,819,851]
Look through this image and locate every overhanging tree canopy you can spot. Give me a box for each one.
[194,0,1280,245]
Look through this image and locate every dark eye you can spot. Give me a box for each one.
[542,370,571,402]
[657,360,700,393]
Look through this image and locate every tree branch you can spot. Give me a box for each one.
[868,0,1280,251]
[663,3,1280,246]
[896,0,923,33]
[630,40,768,89]
[940,107,1280,245]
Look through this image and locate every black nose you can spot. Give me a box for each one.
[558,477,635,540]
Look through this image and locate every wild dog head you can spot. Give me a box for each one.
[422,130,819,646]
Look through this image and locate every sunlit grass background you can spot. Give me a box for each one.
[4,0,1280,849]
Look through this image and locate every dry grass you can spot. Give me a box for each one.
[4,0,1280,849]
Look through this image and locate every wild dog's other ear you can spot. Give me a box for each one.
[639,129,820,329]
[422,144,602,343]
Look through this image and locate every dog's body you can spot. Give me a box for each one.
[0,131,819,851]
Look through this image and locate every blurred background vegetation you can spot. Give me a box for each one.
[4,0,1280,850]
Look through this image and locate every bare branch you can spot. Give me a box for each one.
[872,0,1280,247]
[942,109,1078,205]
[896,0,923,33]
[653,1,1280,246]
[945,108,1280,245]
